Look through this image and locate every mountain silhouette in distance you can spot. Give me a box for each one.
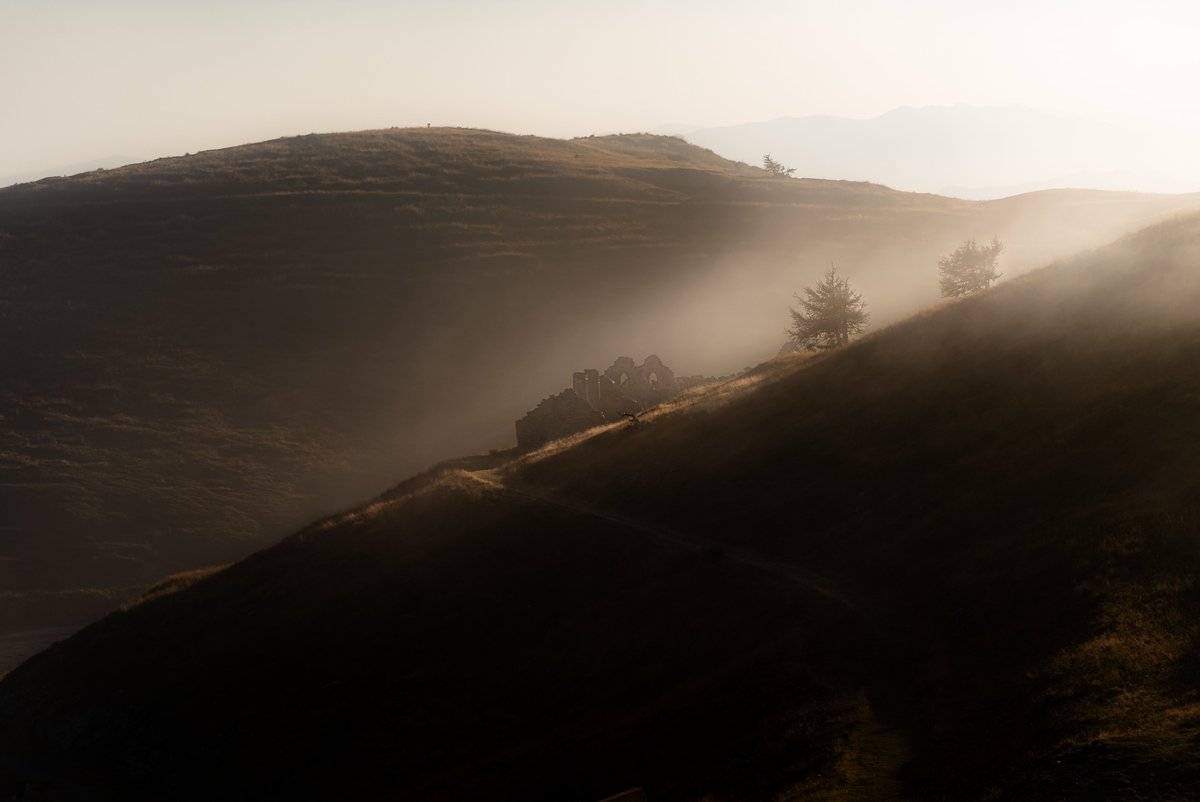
[683,104,1200,197]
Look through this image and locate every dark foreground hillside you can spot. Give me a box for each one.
[3,126,1197,631]
[5,212,1200,800]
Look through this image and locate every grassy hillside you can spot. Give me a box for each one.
[4,210,1200,799]
[2,126,1197,630]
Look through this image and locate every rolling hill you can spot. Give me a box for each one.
[4,208,1200,799]
[681,104,1200,197]
[2,127,1198,632]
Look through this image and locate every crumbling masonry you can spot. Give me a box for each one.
[515,355,709,451]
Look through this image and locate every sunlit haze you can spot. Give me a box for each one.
[6,0,1200,189]
[14,1,1200,796]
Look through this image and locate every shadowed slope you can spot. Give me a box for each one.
[517,211,1200,798]
[5,212,1200,798]
[0,470,867,802]
[4,127,1199,630]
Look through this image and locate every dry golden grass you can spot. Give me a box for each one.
[3,126,1197,634]
[125,565,229,608]
[7,130,1200,800]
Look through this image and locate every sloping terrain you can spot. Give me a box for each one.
[2,127,1197,630]
[681,105,1198,197]
[4,211,1200,800]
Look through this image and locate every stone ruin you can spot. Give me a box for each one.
[515,354,707,451]
[599,354,675,408]
[513,389,606,452]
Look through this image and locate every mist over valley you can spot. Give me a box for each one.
[6,128,1192,631]
[7,2,1200,799]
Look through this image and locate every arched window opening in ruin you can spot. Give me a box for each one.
[619,372,630,385]
[648,372,659,387]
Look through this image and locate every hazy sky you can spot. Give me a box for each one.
[4,0,1200,179]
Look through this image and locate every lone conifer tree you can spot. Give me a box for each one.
[762,153,796,177]
[787,265,869,351]
[938,237,1004,297]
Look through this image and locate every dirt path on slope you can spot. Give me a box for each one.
[463,467,912,801]
[468,468,857,610]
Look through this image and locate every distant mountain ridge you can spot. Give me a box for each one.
[940,168,1200,200]
[0,154,132,189]
[682,104,1200,197]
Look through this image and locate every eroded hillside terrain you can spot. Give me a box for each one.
[2,127,1197,629]
[4,212,1200,799]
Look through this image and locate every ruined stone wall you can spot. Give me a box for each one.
[584,369,601,408]
[603,354,676,407]
[593,375,641,420]
[514,355,714,452]
[514,390,606,451]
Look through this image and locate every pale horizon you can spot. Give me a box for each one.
[6,0,1200,191]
